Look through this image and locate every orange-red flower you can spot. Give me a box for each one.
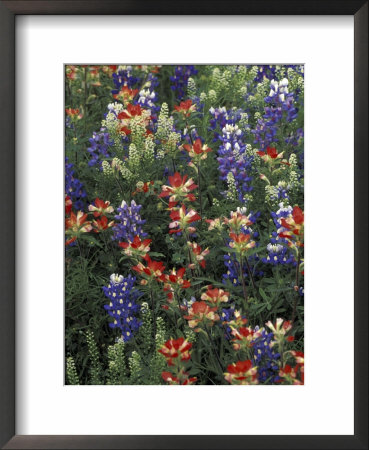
[92,215,114,232]
[184,301,220,330]
[159,172,197,207]
[257,146,291,167]
[65,108,83,120]
[119,235,152,258]
[224,209,254,232]
[187,242,209,269]
[230,326,263,351]
[165,267,191,288]
[224,360,258,385]
[113,86,139,104]
[169,205,201,234]
[158,337,192,366]
[173,99,196,117]
[257,146,284,162]
[201,287,229,306]
[161,267,191,302]
[182,138,212,164]
[229,232,256,254]
[161,371,197,385]
[206,217,223,231]
[132,255,165,283]
[132,181,154,196]
[88,198,114,217]
[65,195,72,216]
[117,103,143,120]
[279,359,304,385]
[65,211,92,245]
[66,65,78,80]
[278,206,304,248]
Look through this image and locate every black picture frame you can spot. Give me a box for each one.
[0,1,367,449]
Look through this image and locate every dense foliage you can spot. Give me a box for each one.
[65,64,304,385]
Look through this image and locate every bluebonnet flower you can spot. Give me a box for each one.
[65,157,86,210]
[112,66,140,94]
[136,73,160,121]
[87,130,114,168]
[223,249,263,286]
[251,78,299,150]
[223,253,243,286]
[263,203,296,266]
[216,122,254,202]
[253,65,278,82]
[220,305,237,339]
[222,209,262,285]
[252,327,281,383]
[112,200,147,243]
[103,273,142,341]
[170,65,198,100]
[262,232,295,265]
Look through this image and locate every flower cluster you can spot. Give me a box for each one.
[159,338,197,385]
[112,200,147,243]
[103,274,142,341]
[87,130,114,167]
[170,65,198,100]
[65,157,86,210]
[224,360,258,385]
[212,114,254,202]
[65,64,304,386]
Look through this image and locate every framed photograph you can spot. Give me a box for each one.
[1,1,367,449]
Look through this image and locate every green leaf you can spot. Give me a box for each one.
[148,251,166,258]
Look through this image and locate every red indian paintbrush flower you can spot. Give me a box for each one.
[230,326,263,351]
[92,215,114,233]
[279,356,304,385]
[224,360,259,385]
[169,205,201,234]
[173,99,196,117]
[117,103,143,120]
[159,172,197,207]
[278,206,304,248]
[201,287,230,306]
[187,242,209,269]
[257,146,280,159]
[184,301,220,331]
[161,371,197,385]
[119,235,152,258]
[65,195,72,216]
[88,198,114,217]
[65,108,83,120]
[224,208,254,232]
[164,267,191,288]
[182,138,212,165]
[158,337,192,366]
[229,232,256,254]
[132,255,165,284]
[257,146,290,166]
[161,267,191,302]
[65,211,92,245]
[113,86,139,104]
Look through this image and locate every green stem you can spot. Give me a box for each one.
[291,250,301,324]
[243,254,257,292]
[150,288,157,340]
[239,256,248,305]
[196,163,203,222]
[205,326,224,376]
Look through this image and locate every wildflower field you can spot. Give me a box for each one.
[65,64,304,385]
